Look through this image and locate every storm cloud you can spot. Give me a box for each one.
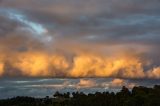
[0,0,159,80]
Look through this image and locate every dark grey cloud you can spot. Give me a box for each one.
[0,78,159,99]
[1,0,160,46]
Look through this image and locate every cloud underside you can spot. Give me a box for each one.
[0,0,160,79]
[0,51,159,79]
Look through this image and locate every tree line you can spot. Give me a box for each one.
[0,85,160,106]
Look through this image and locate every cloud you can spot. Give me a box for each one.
[0,62,4,76]
[7,51,70,77]
[109,78,136,89]
[0,8,53,43]
[69,53,146,78]
[147,67,160,79]
[0,78,158,99]
[0,55,5,76]
[0,50,159,79]
[0,0,159,80]
[76,79,96,88]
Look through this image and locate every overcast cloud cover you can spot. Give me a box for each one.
[0,0,160,98]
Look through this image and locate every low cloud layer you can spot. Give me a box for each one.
[0,0,159,80]
[0,78,159,99]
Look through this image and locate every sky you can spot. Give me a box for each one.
[0,0,160,98]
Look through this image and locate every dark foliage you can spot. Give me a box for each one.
[0,85,160,106]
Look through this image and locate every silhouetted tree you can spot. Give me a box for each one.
[0,85,160,106]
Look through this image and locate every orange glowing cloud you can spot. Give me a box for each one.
[109,78,136,88]
[0,50,159,79]
[11,52,50,77]
[50,54,69,74]
[69,53,145,78]
[0,55,5,76]
[9,51,69,77]
[0,62,4,76]
[147,67,160,79]
[110,79,125,87]
[77,79,96,88]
